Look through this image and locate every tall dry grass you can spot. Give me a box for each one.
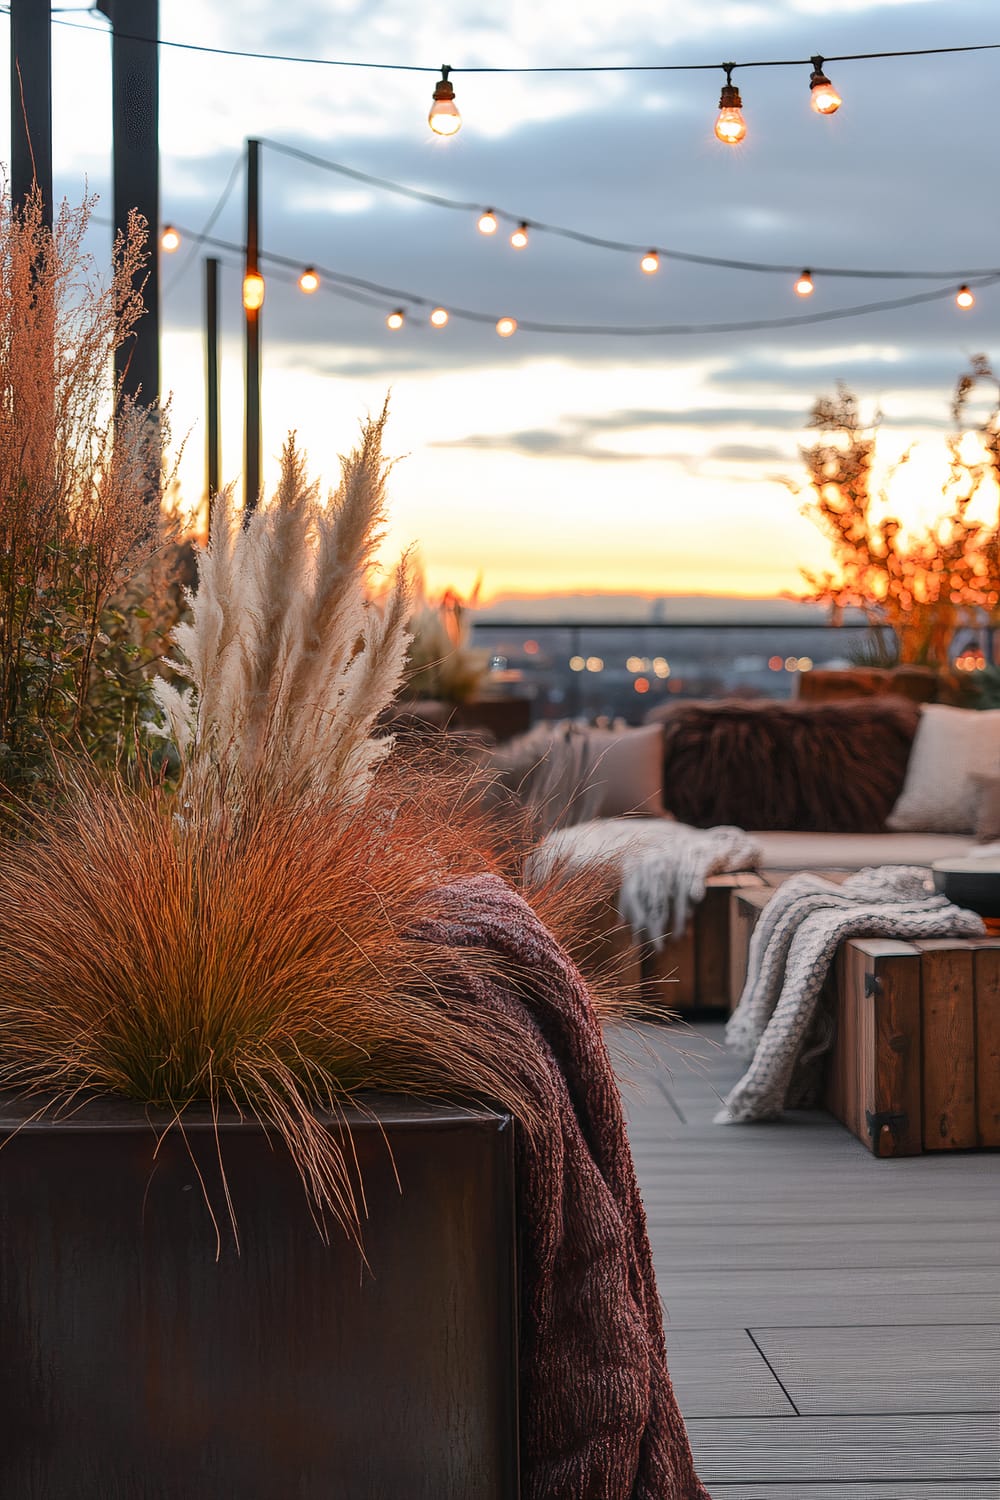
[154,406,409,812]
[0,186,172,792]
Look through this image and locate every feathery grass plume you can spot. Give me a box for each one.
[0,758,552,1249]
[160,403,409,809]
[0,184,174,797]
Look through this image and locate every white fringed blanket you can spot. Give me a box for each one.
[717,866,985,1125]
[529,819,762,946]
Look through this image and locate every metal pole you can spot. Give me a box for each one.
[10,0,52,229]
[205,256,220,526]
[243,138,261,515]
[95,0,160,410]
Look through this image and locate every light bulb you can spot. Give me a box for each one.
[715,74,746,145]
[478,210,498,235]
[298,267,320,293]
[386,308,405,330]
[956,285,975,310]
[795,270,814,297]
[242,270,265,312]
[809,59,842,115]
[496,317,517,338]
[430,307,449,327]
[428,66,461,136]
[640,251,659,275]
[160,225,180,252]
[510,222,529,250]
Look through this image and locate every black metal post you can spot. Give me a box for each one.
[205,257,220,515]
[10,0,52,228]
[244,138,261,515]
[95,0,160,409]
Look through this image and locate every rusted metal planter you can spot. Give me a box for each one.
[0,1095,519,1499]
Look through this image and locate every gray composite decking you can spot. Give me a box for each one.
[616,1020,1000,1499]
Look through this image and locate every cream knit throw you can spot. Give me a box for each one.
[717,865,985,1125]
[530,818,762,945]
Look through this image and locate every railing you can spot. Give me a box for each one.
[469,618,994,724]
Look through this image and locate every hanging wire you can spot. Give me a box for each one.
[15,10,1000,75]
[161,152,244,296]
[259,139,1000,282]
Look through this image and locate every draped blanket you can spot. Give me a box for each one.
[414,874,710,1500]
[718,866,985,1125]
[530,818,761,945]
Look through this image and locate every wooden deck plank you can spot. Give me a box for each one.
[751,1324,1000,1414]
[711,1486,1000,1498]
[662,1329,795,1418]
[685,1413,999,1484]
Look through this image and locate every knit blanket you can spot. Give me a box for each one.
[717,865,985,1125]
[414,874,710,1500]
[530,817,762,944]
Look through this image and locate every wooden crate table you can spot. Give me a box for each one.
[727,887,1000,1157]
[641,872,766,1016]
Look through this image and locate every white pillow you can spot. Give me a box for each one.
[887,704,1000,833]
[585,723,665,818]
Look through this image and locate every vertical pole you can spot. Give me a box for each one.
[243,138,261,515]
[10,0,52,229]
[205,256,220,528]
[95,0,160,410]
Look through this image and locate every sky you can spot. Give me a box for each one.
[2,0,999,601]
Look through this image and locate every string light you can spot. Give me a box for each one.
[640,251,660,274]
[298,266,320,293]
[809,57,842,114]
[242,269,265,311]
[795,269,815,297]
[386,308,406,328]
[429,306,449,326]
[956,284,975,309]
[496,317,517,337]
[715,64,746,145]
[160,225,181,252]
[510,222,529,249]
[428,65,461,135]
[477,210,498,235]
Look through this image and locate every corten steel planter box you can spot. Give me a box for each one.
[0,1094,519,1500]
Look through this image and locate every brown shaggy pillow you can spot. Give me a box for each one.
[645,696,921,832]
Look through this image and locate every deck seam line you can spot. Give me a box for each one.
[745,1328,802,1416]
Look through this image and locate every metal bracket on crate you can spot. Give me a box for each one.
[865,1108,909,1150]
[864,970,883,998]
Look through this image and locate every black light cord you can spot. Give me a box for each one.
[260,139,1000,282]
[10,10,998,76]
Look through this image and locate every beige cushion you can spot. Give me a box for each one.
[750,829,977,873]
[971,772,1000,842]
[886,704,1000,833]
[586,723,665,818]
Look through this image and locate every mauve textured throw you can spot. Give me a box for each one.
[414,874,710,1500]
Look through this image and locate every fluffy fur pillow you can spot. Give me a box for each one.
[646,696,921,832]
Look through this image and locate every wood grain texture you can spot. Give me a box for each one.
[915,941,977,1150]
[973,945,1000,1147]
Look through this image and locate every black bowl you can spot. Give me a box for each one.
[932,864,1000,917]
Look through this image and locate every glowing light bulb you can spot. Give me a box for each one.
[429,307,449,327]
[428,66,461,136]
[640,251,660,275]
[510,222,529,249]
[809,59,842,115]
[795,270,814,297]
[496,317,517,338]
[242,270,265,312]
[160,225,180,252]
[478,210,498,235]
[298,267,320,294]
[956,285,975,309]
[386,308,405,330]
[715,71,746,145]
